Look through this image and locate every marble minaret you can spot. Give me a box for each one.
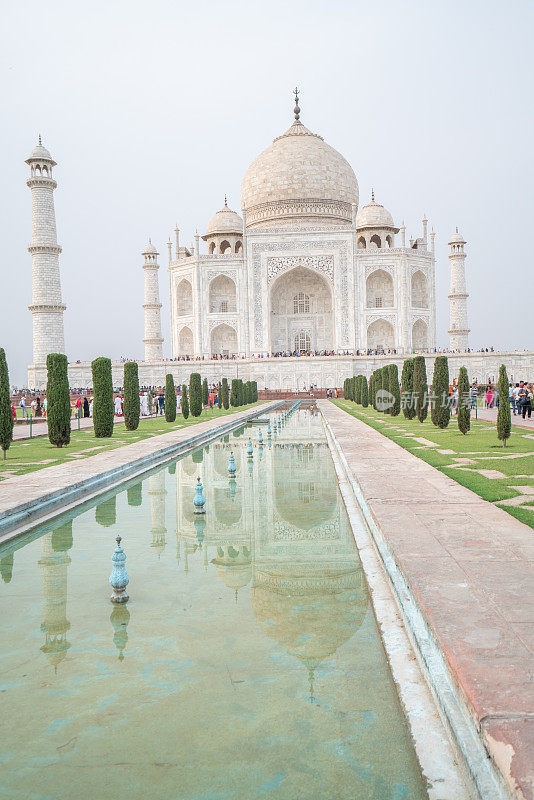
[448,229,470,351]
[26,137,66,364]
[142,240,164,360]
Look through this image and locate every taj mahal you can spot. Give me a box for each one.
[25,91,532,390]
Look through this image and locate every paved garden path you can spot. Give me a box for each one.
[320,399,534,800]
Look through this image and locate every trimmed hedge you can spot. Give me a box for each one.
[92,357,114,437]
[165,374,177,422]
[189,373,202,417]
[222,378,229,409]
[252,381,258,402]
[230,379,239,407]
[457,366,470,435]
[202,377,209,407]
[181,384,189,419]
[355,375,362,405]
[0,348,14,459]
[123,361,140,431]
[430,356,450,428]
[401,358,415,420]
[46,353,71,447]
[217,381,222,408]
[413,356,428,423]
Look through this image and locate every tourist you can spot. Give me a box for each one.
[485,386,494,408]
[517,382,526,416]
[512,383,520,416]
[89,397,94,416]
[521,383,532,420]
[140,392,149,416]
[158,392,165,415]
[114,394,123,416]
[83,397,90,418]
[19,396,27,418]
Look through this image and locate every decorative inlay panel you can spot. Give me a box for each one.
[266,255,334,285]
[365,263,394,278]
[366,314,396,326]
[208,318,237,333]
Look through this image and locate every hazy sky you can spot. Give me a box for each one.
[1,0,533,384]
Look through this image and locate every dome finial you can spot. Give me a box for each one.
[38,134,42,146]
[371,188,375,202]
[224,194,228,207]
[293,87,300,121]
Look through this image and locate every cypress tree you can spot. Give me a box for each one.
[368,374,374,408]
[92,357,114,437]
[355,375,362,405]
[230,378,239,407]
[388,364,401,416]
[345,377,352,401]
[430,356,450,429]
[181,384,189,419]
[222,377,229,409]
[46,353,71,447]
[202,377,209,407]
[350,377,356,402]
[497,364,511,447]
[401,358,415,420]
[252,380,258,402]
[189,373,202,417]
[343,378,348,399]
[238,379,244,406]
[0,348,14,459]
[217,381,222,408]
[244,381,251,405]
[413,356,428,423]
[457,366,470,435]
[165,374,177,422]
[123,362,140,431]
[374,369,383,411]
[361,376,369,408]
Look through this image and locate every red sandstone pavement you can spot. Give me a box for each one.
[320,400,534,800]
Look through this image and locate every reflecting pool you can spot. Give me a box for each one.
[0,405,428,799]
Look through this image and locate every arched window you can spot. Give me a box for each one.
[42,165,48,176]
[357,236,366,249]
[293,292,310,314]
[209,242,216,254]
[220,240,231,254]
[370,234,382,248]
[385,235,393,248]
[294,331,311,353]
[235,240,243,254]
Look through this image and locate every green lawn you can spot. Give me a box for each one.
[0,403,261,481]
[332,399,534,529]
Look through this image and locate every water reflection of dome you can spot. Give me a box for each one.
[181,457,197,477]
[214,487,242,527]
[212,544,252,601]
[252,564,368,674]
[274,476,337,531]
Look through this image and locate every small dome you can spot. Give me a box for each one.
[449,229,465,244]
[26,138,56,165]
[355,195,396,230]
[203,202,243,239]
[142,239,158,255]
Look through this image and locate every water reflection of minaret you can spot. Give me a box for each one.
[149,471,167,556]
[38,522,73,674]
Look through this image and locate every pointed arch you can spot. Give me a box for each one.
[178,325,194,356]
[176,279,192,316]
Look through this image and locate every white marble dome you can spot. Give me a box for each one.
[26,140,56,166]
[241,119,359,228]
[205,203,243,237]
[355,197,396,230]
[449,229,465,244]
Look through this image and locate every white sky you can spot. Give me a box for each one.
[1,0,533,384]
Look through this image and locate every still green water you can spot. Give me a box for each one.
[0,406,428,799]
